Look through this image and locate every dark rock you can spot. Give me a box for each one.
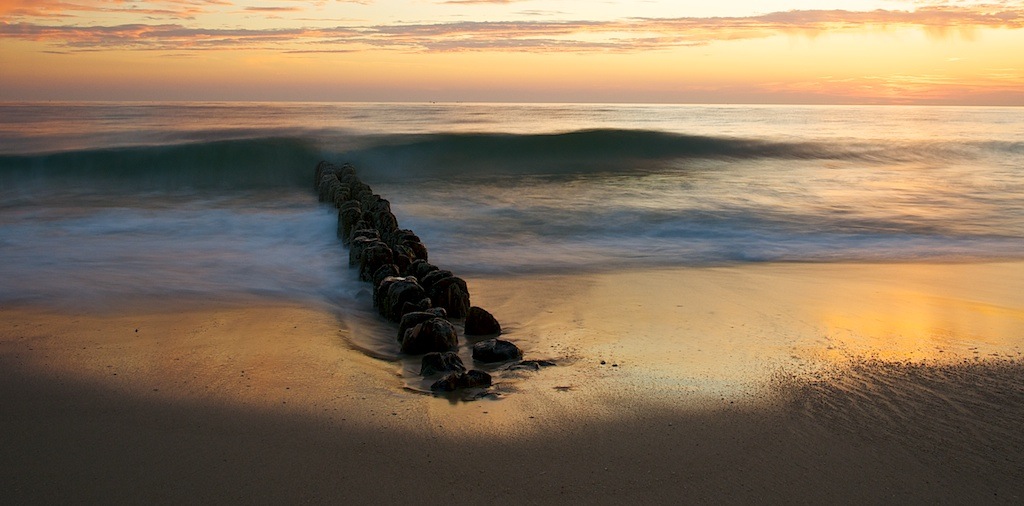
[359,211,375,227]
[420,269,453,292]
[385,229,415,249]
[374,276,399,311]
[350,227,378,241]
[332,187,352,209]
[507,359,557,371]
[429,275,470,318]
[359,243,394,282]
[387,230,428,263]
[336,210,353,241]
[429,373,460,392]
[374,210,399,233]
[348,226,378,248]
[322,177,342,203]
[401,300,432,317]
[461,370,492,388]
[348,236,380,267]
[379,277,429,322]
[371,264,400,306]
[363,193,388,210]
[472,339,522,363]
[314,161,332,191]
[339,173,357,187]
[464,306,501,336]
[404,240,428,262]
[338,198,361,213]
[398,309,448,342]
[338,201,363,243]
[337,163,356,179]
[420,351,466,376]
[317,172,339,201]
[325,180,345,205]
[407,260,438,280]
[375,276,410,313]
[400,317,458,355]
[429,370,492,392]
[367,195,390,214]
[390,244,413,273]
[348,181,372,203]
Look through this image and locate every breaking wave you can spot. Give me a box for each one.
[0,137,324,191]
[1,129,906,191]
[343,129,883,180]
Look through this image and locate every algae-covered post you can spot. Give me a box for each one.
[314,162,549,393]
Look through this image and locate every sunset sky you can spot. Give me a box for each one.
[1,0,1022,104]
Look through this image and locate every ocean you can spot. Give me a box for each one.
[2,101,1022,312]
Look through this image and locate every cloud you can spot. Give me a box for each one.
[2,5,1023,53]
[0,1,66,18]
[0,22,369,50]
[0,0,234,20]
[517,10,568,18]
[244,7,303,13]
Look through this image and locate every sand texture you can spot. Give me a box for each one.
[2,262,1023,503]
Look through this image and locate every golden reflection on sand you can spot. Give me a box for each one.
[468,262,1024,404]
[2,262,1022,436]
[809,263,1024,362]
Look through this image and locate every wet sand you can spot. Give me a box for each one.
[2,262,1023,503]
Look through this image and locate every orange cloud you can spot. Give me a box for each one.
[0,0,231,20]
[2,5,1023,53]
[244,7,302,12]
[0,22,368,50]
[0,0,86,18]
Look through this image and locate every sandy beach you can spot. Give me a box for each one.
[3,262,1023,503]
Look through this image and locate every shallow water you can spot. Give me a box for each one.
[3,103,1021,285]
[0,189,358,309]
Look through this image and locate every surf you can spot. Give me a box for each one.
[0,137,323,191]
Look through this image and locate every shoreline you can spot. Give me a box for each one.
[3,261,1023,502]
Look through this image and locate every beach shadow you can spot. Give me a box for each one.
[2,358,1023,504]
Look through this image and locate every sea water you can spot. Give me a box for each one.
[1,102,1022,310]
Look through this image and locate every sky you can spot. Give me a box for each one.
[1,0,1022,104]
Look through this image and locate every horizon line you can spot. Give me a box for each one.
[2,98,1022,108]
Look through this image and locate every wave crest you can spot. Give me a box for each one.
[0,128,980,190]
[0,137,323,190]
[344,129,861,180]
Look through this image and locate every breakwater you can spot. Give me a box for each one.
[315,161,549,394]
